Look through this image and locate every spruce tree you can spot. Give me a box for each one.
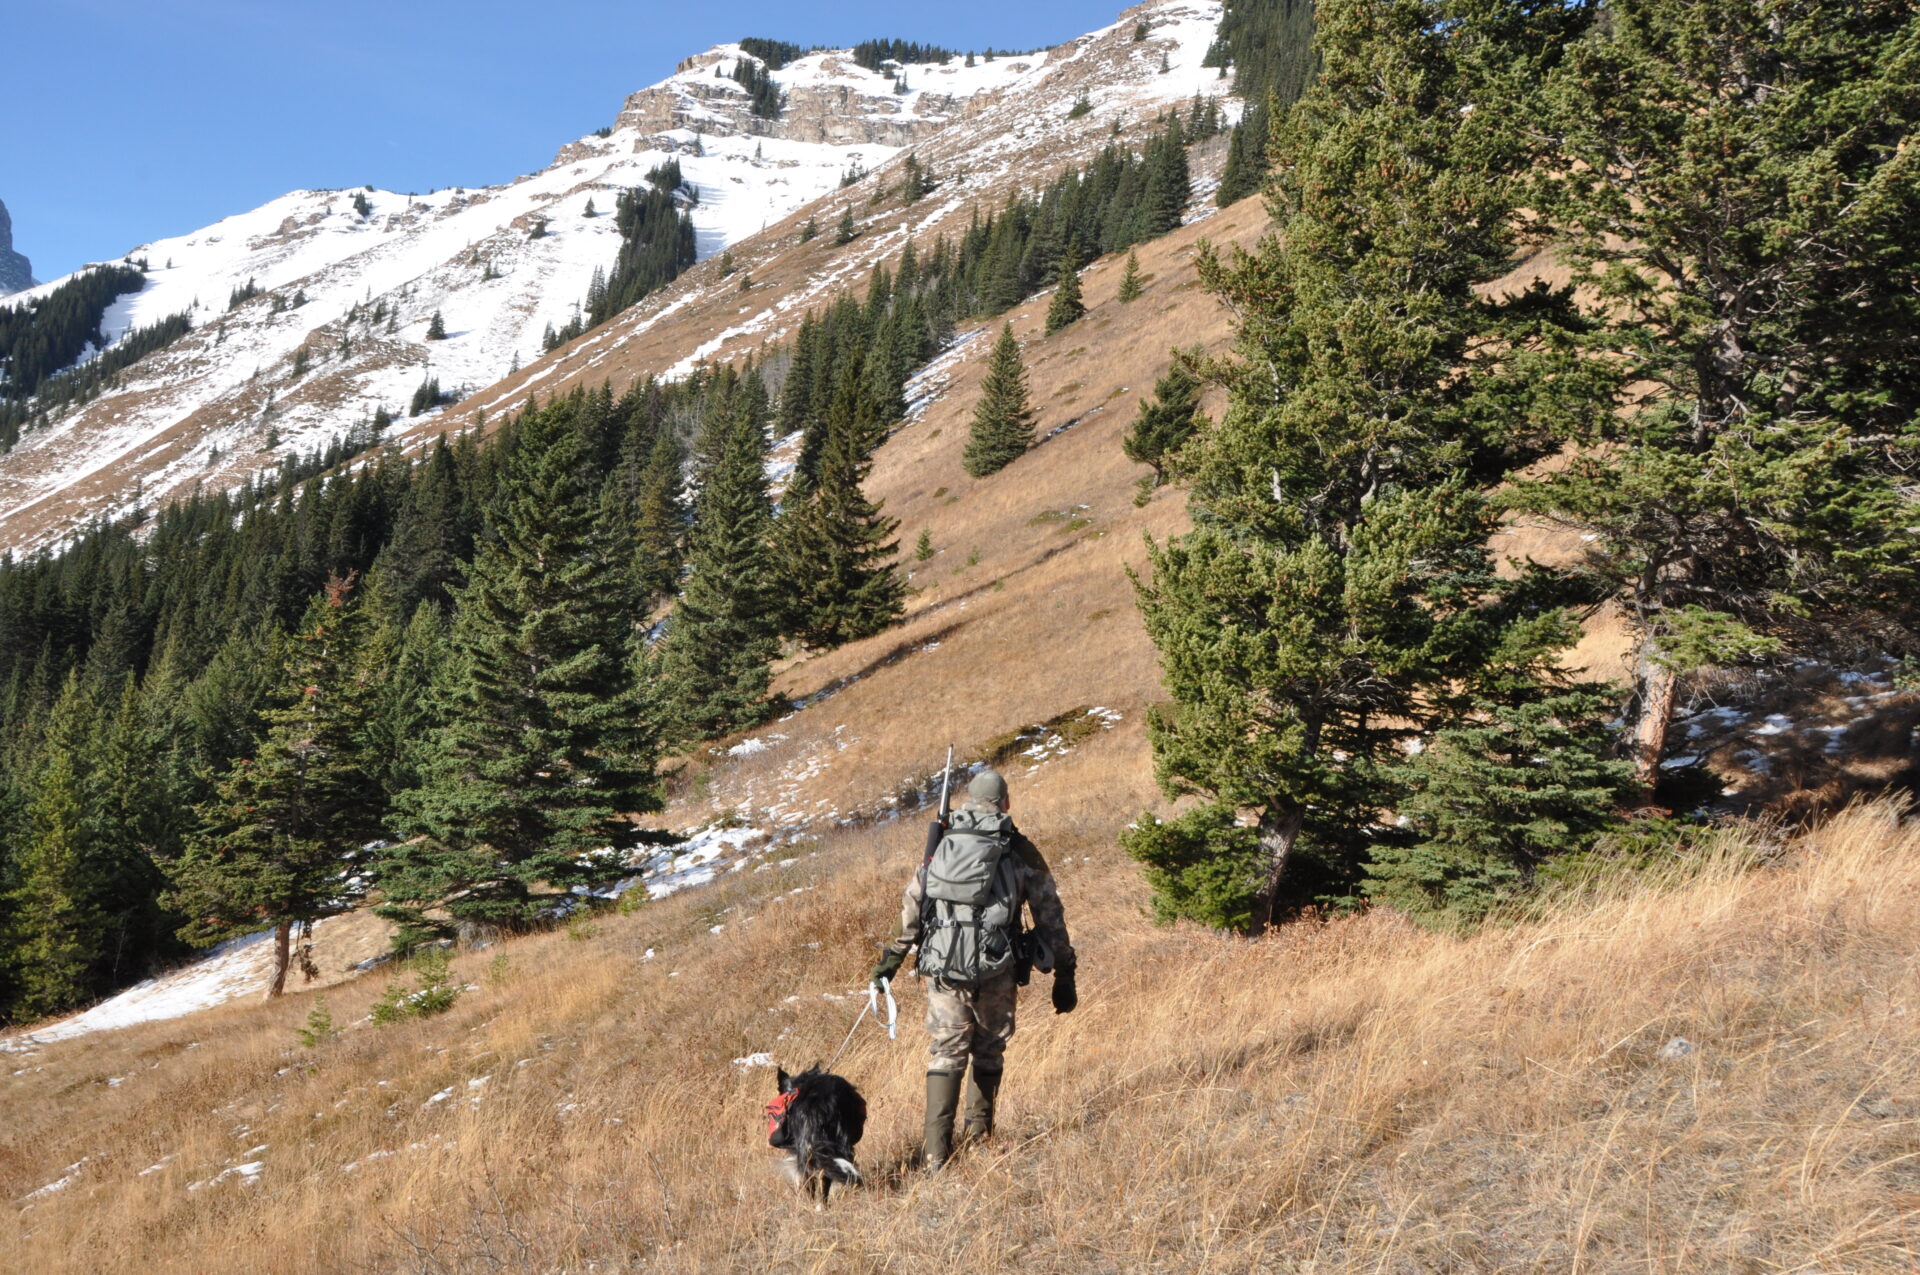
[834,207,857,246]
[83,674,178,984]
[426,310,447,341]
[168,579,385,998]
[1045,243,1087,334]
[385,401,663,938]
[1122,357,1203,495]
[629,426,686,608]
[654,381,781,742]
[963,324,1036,478]
[1512,0,1920,787]
[1140,117,1191,236]
[4,682,103,1018]
[1117,248,1144,302]
[1216,103,1270,206]
[1123,0,1604,928]
[359,592,444,806]
[1364,689,1635,930]
[778,367,906,650]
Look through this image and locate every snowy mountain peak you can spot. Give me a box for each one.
[0,0,1227,552]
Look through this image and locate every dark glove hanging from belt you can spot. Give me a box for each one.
[1051,961,1078,1014]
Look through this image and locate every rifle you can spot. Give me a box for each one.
[905,746,956,980]
[922,744,954,867]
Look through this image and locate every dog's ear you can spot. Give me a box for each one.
[776,1067,791,1090]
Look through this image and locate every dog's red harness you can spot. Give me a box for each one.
[764,1089,795,1141]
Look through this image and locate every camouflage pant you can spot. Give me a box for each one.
[924,972,1019,1072]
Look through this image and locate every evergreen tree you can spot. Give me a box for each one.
[1123,0,1603,928]
[1140,118,1191,236]
[1044,243,1087,334]
[799,215,820,244]
[963,324,1036,478]
[426,310,447,341]
[386,402,663,938]
[83,675,179,984]
[834,207,858,246]
[378,437,469,618]
[4,681,103,1018]
[1511,0,1920,787]
[359,592,444,805]
[1364,690,1636,930]
[1216,102,1271,206]
[778,366,906,650]
[654,380,781,742]
[1117,248,1144,302]
[1122,357,1203,495]
[1211,0,1319,208]
[629,427,686,608]
[167,578,385,998]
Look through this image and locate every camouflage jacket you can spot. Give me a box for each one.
[887,805,1075,971]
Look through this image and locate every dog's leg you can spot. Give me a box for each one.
[778,1154,804,1190]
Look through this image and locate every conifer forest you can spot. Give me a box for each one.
[0,109,1205,1022]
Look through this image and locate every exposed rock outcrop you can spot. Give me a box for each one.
[612,47,1033,150]
[0,200,35,296]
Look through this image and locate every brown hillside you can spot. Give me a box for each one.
[4,776,1918,1270]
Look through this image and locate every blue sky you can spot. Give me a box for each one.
[4,0,1131,282]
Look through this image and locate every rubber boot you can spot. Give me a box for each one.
[923,1069,964,1171]
[961,1062,1002,1142]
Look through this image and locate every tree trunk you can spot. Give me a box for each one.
[1252,809,1306,932]
[264,920,291,1001]
[1632,643,1679,794]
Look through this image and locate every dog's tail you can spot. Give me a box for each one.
[806,1145,862,1186]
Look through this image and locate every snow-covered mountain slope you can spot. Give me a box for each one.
[434,0,1232,438]
[0,0,1227,550]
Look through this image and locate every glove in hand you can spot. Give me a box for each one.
[1051,964,1078,1014]
[870,948,905,985]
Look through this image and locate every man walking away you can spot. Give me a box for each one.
[870,768,1076,1170]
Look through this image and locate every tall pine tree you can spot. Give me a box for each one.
[4,679,103,1018]
[386,402,663,938]
[1513,0,1920,786]
[963,324,1037,478]
[778,362,906,650]
[654,377,782,742]
[1045,242,1087,334]
[1124,0,1606,928]
[167,578,386,997]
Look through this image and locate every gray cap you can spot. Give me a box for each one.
[966,768,1009,806]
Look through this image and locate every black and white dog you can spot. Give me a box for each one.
[767,1067,867,1204]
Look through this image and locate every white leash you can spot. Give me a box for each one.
[872,976,898,1041]
[823,977,897,1071]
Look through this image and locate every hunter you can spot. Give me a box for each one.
[870,767,1076,1170]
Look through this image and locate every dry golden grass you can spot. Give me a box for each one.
[6,767,1920,1272]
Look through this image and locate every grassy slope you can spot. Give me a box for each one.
[6,202,1920,1271]
[6,790,1919,1270]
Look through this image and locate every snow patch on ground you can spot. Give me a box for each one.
[0,919,342,1050]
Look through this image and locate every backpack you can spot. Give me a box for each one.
[914,810,1022,987]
